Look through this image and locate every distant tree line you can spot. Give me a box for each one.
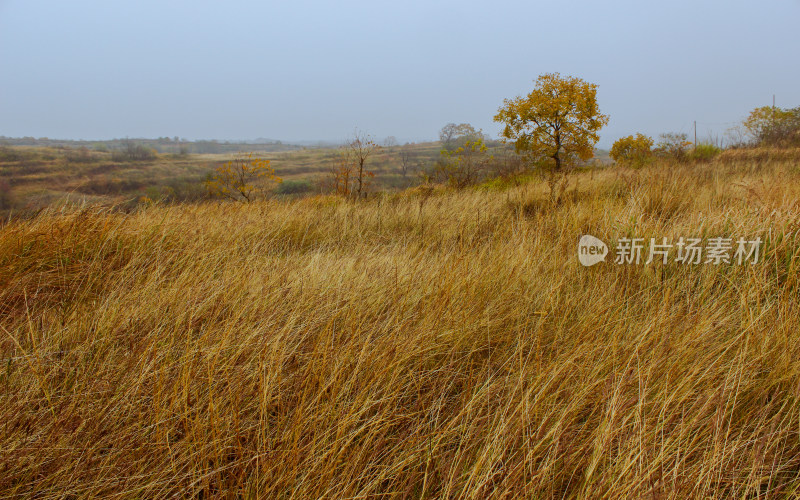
[0,136,304,155]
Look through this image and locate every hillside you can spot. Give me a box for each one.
[0,141,446,214]
[2,155,799,497]
[0,141,610,217]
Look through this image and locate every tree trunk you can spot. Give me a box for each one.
[356,157,364,198]
[553,131,562,171]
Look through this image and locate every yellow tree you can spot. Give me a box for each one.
[743,106,800,147]
[205,152,281,202]
[436,138,492,188]
[610,133,654,168]
[493,73,609,171]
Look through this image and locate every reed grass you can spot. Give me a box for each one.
[1,158,800,498]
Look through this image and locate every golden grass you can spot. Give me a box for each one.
[0,142,450,213]
[1,158,800,498]
[716,147,800,165]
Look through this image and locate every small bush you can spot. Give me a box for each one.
[111,141,157,162]
[435,138,492,188]
[610,133,654,168]
[690,143,722,162]
[654,132,692,162]
[65,147,97,164]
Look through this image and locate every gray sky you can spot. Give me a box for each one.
[1,0,798,147]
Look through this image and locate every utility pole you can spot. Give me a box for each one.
[694,120,697,151]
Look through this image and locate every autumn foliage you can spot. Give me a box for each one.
[4,157,800,497]
[743,106,800,147]
[494,73,608,171]
[610,133,654,168]
[436,138,493,188]
[205,152,281,202]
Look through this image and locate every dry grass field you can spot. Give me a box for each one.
[1,152,800,497]
[0,142,453,215]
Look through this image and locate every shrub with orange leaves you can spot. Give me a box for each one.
[610,133,654,168]
[205,153,282,202]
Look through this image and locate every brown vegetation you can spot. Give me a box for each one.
[2,155,800,497]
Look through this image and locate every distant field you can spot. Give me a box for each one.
[0,141,610,216]
[0,142,447,214]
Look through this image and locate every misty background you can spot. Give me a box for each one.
[1,0,798,147]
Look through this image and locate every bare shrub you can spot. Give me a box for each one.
[111,141,157,162]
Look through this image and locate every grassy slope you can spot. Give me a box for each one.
[1,157,800,497]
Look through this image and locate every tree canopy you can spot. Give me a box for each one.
[610,133,654,168]
[438,123,483,152]
[493,73,608,170]
[743,106,800,147]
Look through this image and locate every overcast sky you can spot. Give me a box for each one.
[1,0,798,146]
